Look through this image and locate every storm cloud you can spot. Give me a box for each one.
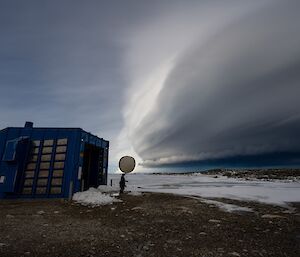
[1,0,300,169]
[122,0,300,166]
[0,0,168,166]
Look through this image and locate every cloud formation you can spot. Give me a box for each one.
[123,0,300,166]
[1,0,299,169]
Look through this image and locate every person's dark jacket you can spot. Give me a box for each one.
[119,175,126,188]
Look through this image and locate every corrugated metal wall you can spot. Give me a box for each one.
[0,126,109,199]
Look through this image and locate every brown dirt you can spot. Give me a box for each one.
[0,193,299,257]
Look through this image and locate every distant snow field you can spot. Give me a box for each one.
[109,173,300,207]
[73,173,300,209]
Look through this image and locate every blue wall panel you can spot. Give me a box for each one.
[0,125,109,199]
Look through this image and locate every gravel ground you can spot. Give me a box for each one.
[202,169,300,181]
[0,193,299,257]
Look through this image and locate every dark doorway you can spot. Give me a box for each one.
[82,144,101,190]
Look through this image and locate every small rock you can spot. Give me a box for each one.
[182,210,193,215]
[229,252,241,257]
[24,252,31,255]
[131,207,143,211]
[282,210,294,214]
[199,232,207,236]
[53,211,59,214]
[6,214,14,219]
[89,249,96,254]
[209,219,221,223]
[0,243,6,247]
[120,235,125,238]
[143,245,150,251]
[37,210,45,215]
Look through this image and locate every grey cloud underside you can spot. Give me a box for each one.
[0,1,130,137]
[0,0,171,134]
[1,0,300,168]
[131,1,300,166]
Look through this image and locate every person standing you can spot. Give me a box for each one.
[119,174,127,194]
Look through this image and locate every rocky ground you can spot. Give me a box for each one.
[0,193,299,257]
[201,169,300,181]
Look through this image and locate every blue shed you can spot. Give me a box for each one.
[0,122,109,199]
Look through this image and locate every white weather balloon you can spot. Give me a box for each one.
[119,156,136,173]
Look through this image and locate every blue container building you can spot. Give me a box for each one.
[0,122,109,199]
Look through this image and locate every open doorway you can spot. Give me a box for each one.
[82,144,102,190]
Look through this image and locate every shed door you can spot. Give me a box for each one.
[82,144,100,190]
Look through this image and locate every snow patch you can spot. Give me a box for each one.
[73,188,122,206]
[97,185,119,193]
[200,199,253,213]
[208,219,221,223]
[128,191,143,196]
[261,214,286,219]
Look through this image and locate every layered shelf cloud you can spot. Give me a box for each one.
[1,0,299,169]
[121,0,300,166]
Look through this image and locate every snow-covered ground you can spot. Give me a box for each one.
[109,173,300,207]
[73,173,300,209]
[196,198,254,213]
[72,188,122,206]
